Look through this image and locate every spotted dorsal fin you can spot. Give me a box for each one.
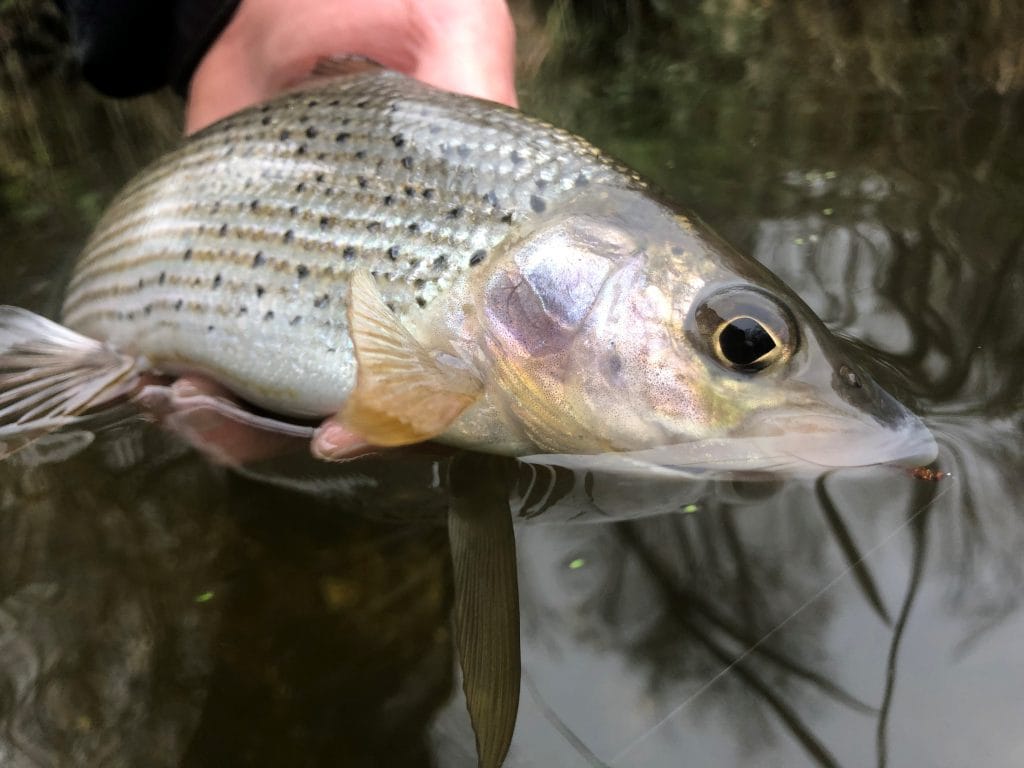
[310,55,385,79]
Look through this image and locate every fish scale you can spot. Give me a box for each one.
[62,69,633,417]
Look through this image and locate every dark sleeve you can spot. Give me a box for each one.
[57,0,241,97]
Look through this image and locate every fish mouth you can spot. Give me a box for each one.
[518,408,937,480]
[739,407,938,474]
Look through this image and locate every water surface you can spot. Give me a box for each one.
[1,3,1022,766]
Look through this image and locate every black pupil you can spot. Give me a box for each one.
[719,317,776,367]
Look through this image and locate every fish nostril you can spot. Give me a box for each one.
[838,364,862,389]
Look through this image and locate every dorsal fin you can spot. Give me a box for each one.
[310,55,385,79]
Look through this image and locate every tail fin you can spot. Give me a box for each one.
[0,307,142,458]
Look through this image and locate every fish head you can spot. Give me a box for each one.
[477,188,936,477]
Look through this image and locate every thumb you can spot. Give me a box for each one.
[407,0,518,108]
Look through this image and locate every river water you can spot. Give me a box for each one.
[1,3,1022,766]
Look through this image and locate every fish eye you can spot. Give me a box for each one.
[690,288,796,373]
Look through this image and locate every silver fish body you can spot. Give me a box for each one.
[62,69,630,419]
[2,67,936,473]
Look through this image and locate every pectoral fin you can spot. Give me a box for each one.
[341,269,482,446]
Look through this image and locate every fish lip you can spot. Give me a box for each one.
[743,407,938,470]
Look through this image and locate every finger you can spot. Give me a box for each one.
[407,0,519,107]
[140,376,311,466]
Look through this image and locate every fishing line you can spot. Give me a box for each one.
[608,479,955,765]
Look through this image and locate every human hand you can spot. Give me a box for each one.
[185,0,518,133]
[166,0,517,464]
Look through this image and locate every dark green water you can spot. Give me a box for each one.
[2,3,1023,766]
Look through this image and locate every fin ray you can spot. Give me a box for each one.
[341,270,482,446]
[0,306,142,457]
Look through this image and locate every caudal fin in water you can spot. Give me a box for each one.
[0,307,142,458]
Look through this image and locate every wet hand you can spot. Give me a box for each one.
[185,0,518,133]
[169,0,517,463]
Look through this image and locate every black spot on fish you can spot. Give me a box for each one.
[219,223,229,237]
[457,144,471,158]
[501,212,514,224]
[383,194,394,206]
[407,222,419,233]
[530,195,547,213]
[328,99,340,107]
[423,188,435,200]
[510,149,523,165]
[261,115,272,126]
[315,172,325,183]
[404,185,415,197]
[207,325,214,332]
[416,297,427,308]
[356,98,369,108]
[357,176,368,189]
[126,312,135,320]
[137,277,144,289]
[252,251,265,267]
[314,294,329,309]
[470,249,487,266]
[316,152,326,161]
[283,229,294,243]
[290,315,302,326]
[575,172,589,187]
[279,129,291,141]
[385,301,395,312]
[671,246,685,256]
[387,246,399,260]
[355,150,367,160]
[255,285,265,298]
[144,305,152,315]
[250,198,260,211]
[296,145,307,156]
[324,187,335,196]
[448,207,462,219]
[307,99,319,107]
[606,352,623,377]
[392,133,405,147]
[343,246,356,260]
[296,264,310,279]
[183,248,193,261]
[288,205,299,217]
[413,278,426,289]
[367,221,380,232]
[260,104,271,113]
[264,310,274,321]
[305,126,318,138]
[158,271,166,285]
[212,274,222,288]
[432,254,447,269]
[174,299,183,311]
[238,306,248,315]
[295,182,305,193]
[335,131,350,143]
[319,216,331,230]
[483,191,498,207]
[402,156,413,170]
[535,178,548,190]
[211,201,221,213]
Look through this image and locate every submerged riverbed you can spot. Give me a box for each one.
[1,2,1022,766]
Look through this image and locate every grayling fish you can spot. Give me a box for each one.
[0,58,935,474]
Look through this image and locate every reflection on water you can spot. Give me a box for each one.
[2,1,1024,766]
